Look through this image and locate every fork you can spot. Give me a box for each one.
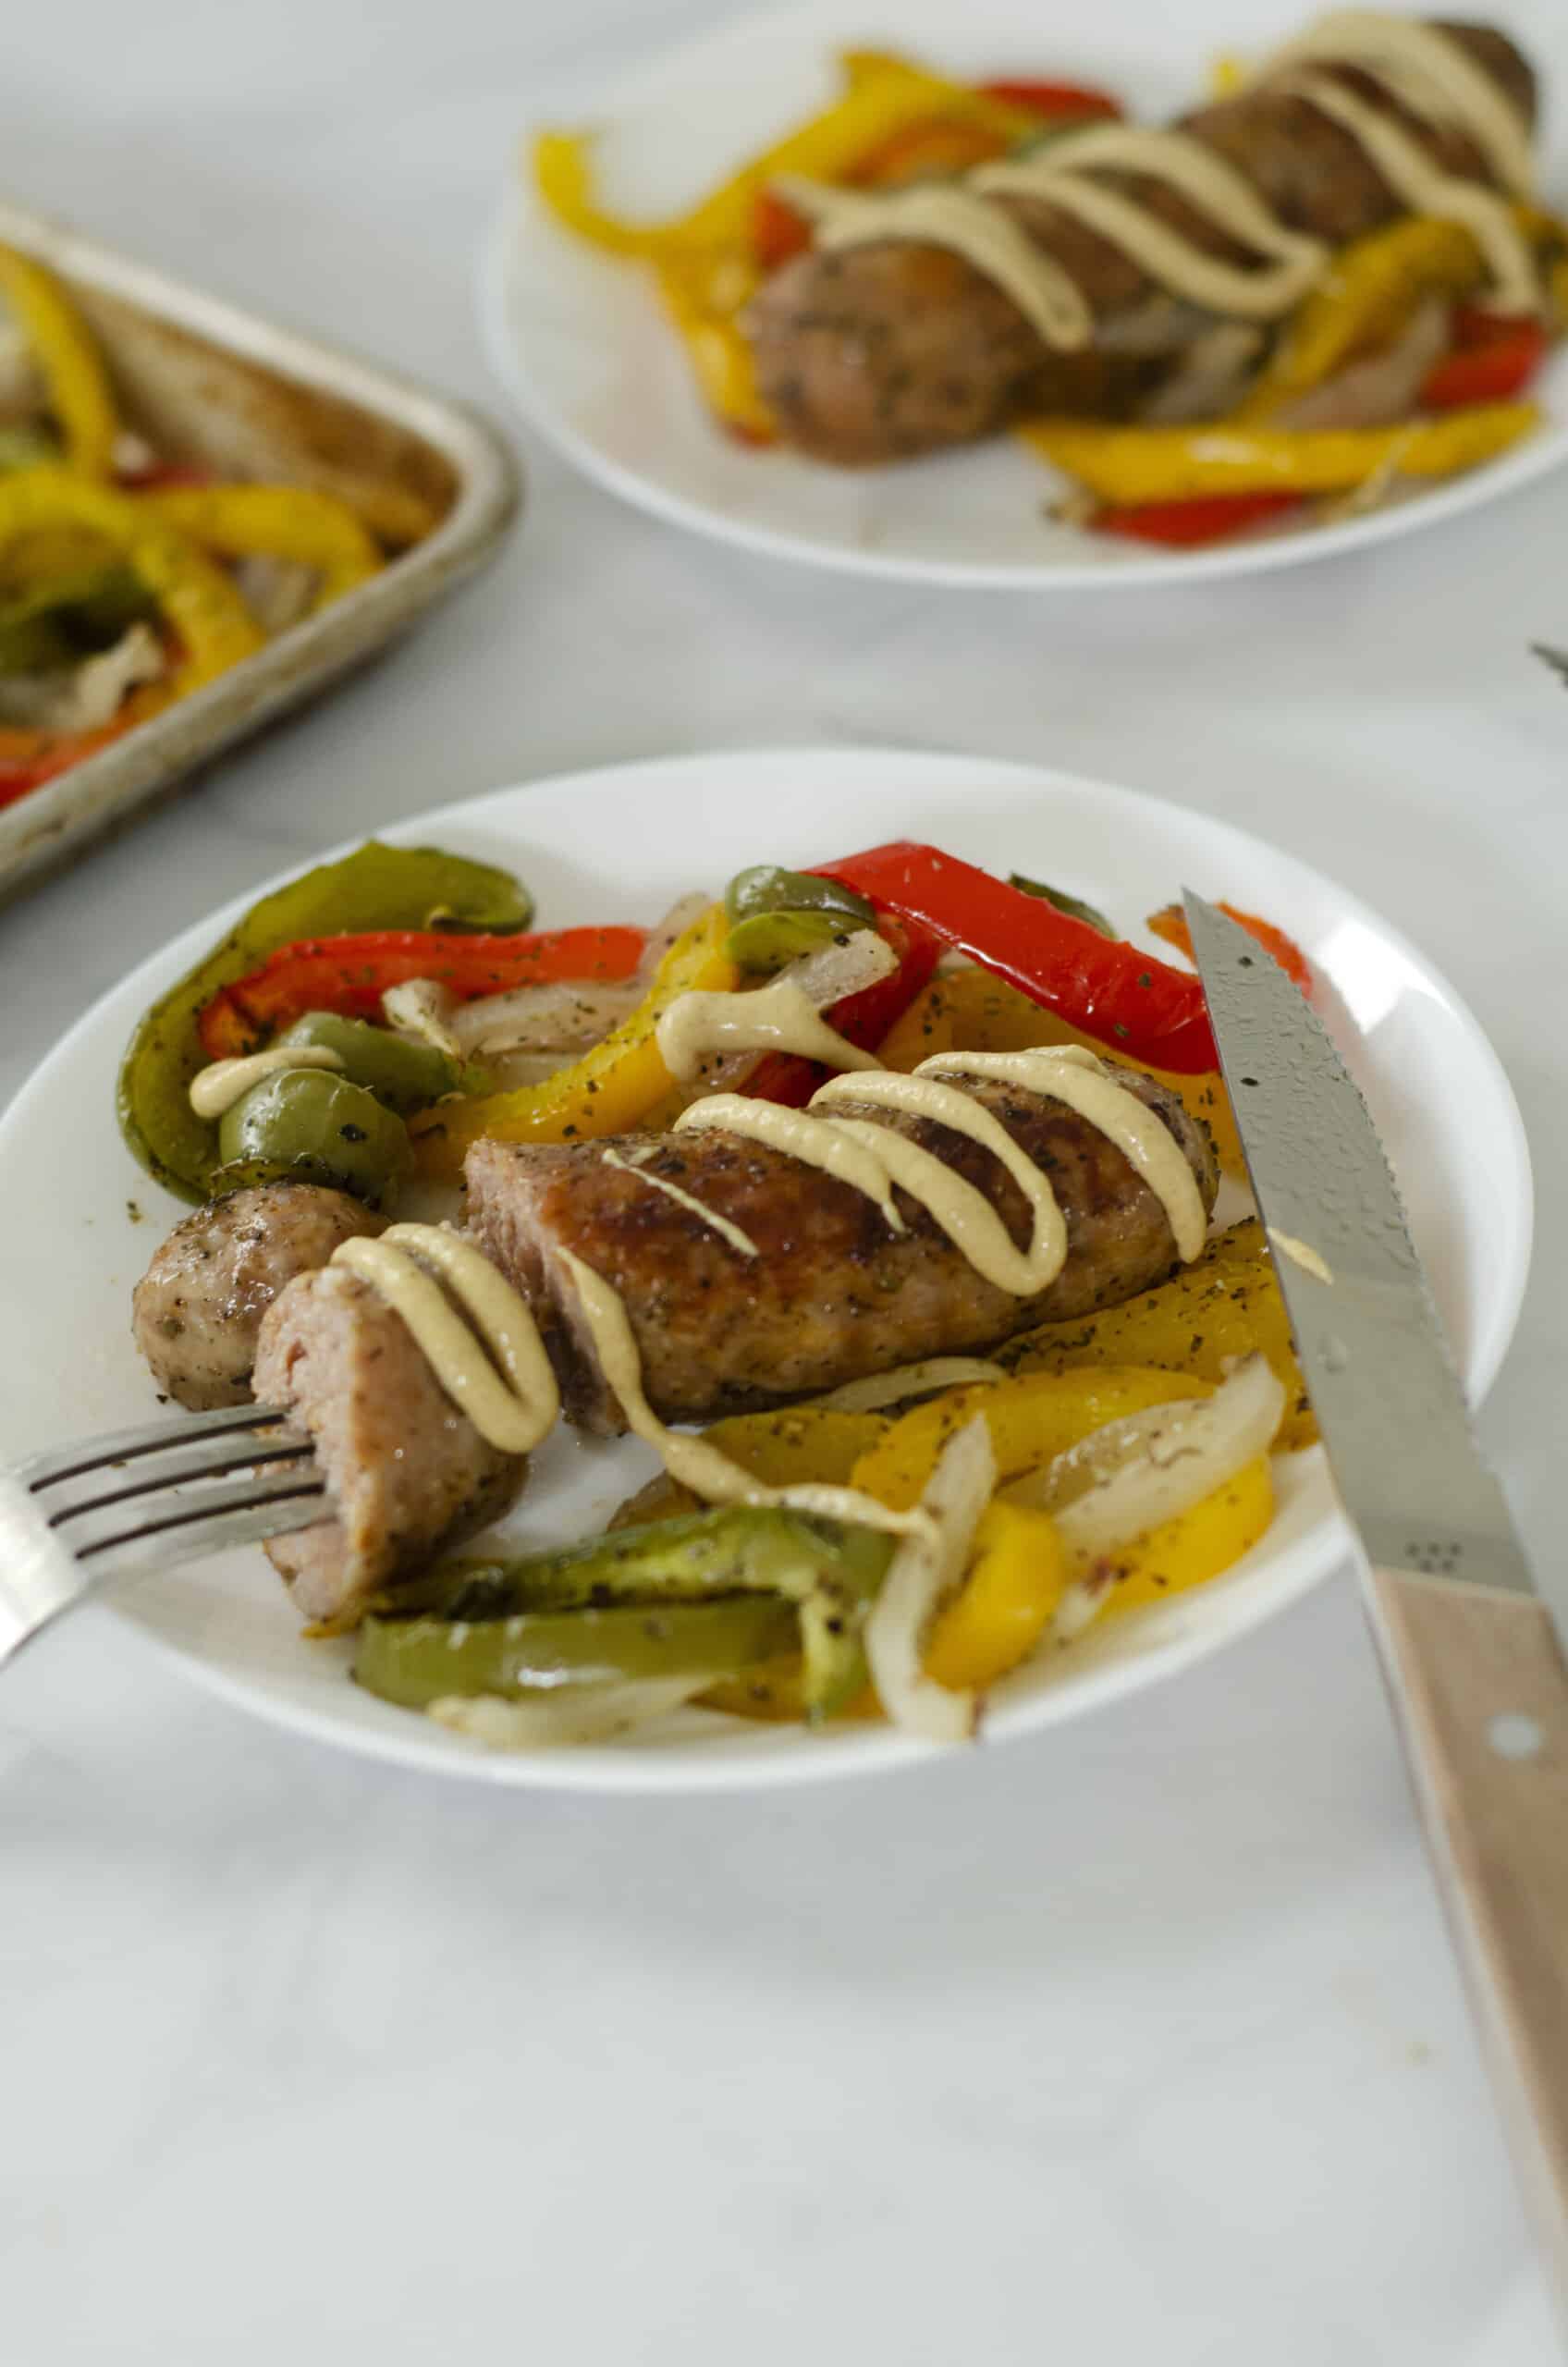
[0,1404,325,1672]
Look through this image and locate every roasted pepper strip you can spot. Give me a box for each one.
[0,469,262,693]
[1233,215,1491,422]
[1023,404,1540,504]
[1420,313,1549,409]
[373,1505,896,1721]
[811,841,1219,1073]
[532,50,1040,259]
[1000,1219,1317,1453]
[851,1367,1208,1514]
[143,484,384,608]
[356,1595,801,1710]
[922,1501,1066,1689]
[117,840,534,1201]
[411,902,738,1174]
[611,1404,890,1530]
[1145,901,1312,992]
[655,255,777,441]
[874,963,1244,1180]
[0,707,145,809]
[0,247,118,477]
[1081,1453,1274,1625]
[198,922,643,1060]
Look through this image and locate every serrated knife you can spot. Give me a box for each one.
[1183,891,1568,2306]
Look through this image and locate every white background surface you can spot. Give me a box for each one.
[1,2,1564,2361]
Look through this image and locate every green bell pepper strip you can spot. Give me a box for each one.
[369,1505,896,1722]
[217,1069,412,1206]
[355,1596,802,1711]
[277,1012,474,1113]
[117,841,534,1203]
[725,863,877,928]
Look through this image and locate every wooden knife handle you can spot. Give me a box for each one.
[1370,1569,1568,2298]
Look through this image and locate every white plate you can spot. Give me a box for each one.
[484,0,1568,589]
[0,748,1531,1791]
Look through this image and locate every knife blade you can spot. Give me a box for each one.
[1183,891,1568,2312]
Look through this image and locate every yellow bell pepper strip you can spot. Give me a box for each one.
[1000,1218,1317,1453]
[851,1367,1207,1514]
[1021,403,1540,505]
[611,1404,891,1529]
[655,256,777,441]
[876,964,1246,1182]
[0,247,118,478]
[411,902,738,1176]
[1076,1453,1273,1630]
[141,484,384,609]
[1233,215,1489,423]
[532,50,1041,261]
[0,469,262,693]
[923,1501,1066,1689]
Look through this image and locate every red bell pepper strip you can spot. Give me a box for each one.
[1094,491,1304,548]
[1146,901,1313,993]
[1420,312,1548,411]
[978,78,1123,122]
[198,924,647,1060]
[0,716,137,811]
[744,917,939,1104]
[752,189,814,269]
[808,841,1220,1073]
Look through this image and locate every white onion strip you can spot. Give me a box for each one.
[864,1416,997,1744]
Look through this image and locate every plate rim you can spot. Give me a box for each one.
[481,0,1568,592]
[1,742,1534,1793]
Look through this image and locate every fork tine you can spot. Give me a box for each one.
[45,1432,311,1527]
[19,1402,295,1491]
[69,1467,328,1573]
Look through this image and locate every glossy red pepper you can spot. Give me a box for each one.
[198,924,647,1060]
[752,189,813,269]
[745,916,940,1104]
[808,841,1219,1073]
[979,78,1123,122]
[1420,312,1548,410]
[1146,901,1313,993]
[1094,492,1304,548]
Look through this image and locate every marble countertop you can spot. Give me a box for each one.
[3,2,1566,2360]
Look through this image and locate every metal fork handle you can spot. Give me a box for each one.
[0,1467,86,1666]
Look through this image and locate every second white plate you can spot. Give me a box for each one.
[484,0,1568,589]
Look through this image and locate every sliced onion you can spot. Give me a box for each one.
[450,978,643,1059]
[426,1676,702,1749]
[382,976,463,1058]
[678,927,898,1099]
[815,1357,1007,1415]
[0,620,165,734]
[1011,1354,1284,1560]
[1276,298,1449,433]
[864,1415,996,1744]
[637,891,713,983]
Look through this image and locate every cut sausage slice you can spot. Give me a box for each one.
[131,1183,384,1412]
[251,1264,528,1625]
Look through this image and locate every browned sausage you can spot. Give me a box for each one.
[251,1266,528,1625]
[463,1067,1219,1434]
[132,1183,385,1411]
[746,23,1536,465]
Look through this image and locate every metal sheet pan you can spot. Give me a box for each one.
[0,200,521,901]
